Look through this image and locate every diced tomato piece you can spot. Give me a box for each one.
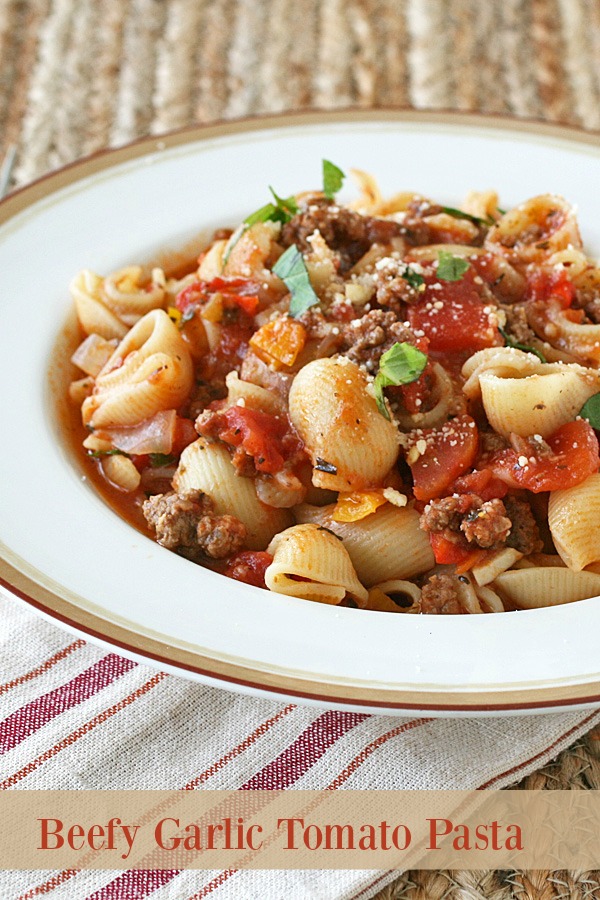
[407,269,502,352]
[408,414,480,501]
[450,468,509,501]
[208,276,257,295]
[224,551,273,589]
[208,277,260,315]
[175,281,207,312]
[398,359,435,414]
[429,532,471,565]
[172,416,197,456]
[219,407,288,474]
[131,454,150,472]
[490,419,599,492]
[175,277,260,316]
[525,269,576,308]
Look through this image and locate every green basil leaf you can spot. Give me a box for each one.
[440,205,494,227]
[498,326,547,364]
[579,392,600,429]
[322,159,345,199]
[268,187,298,221]
[242,189,298,229]
[243,203,278,227]
[373,342,428,419]
[272,245,319,317]
[436,250,470,282]
[224,190,300,270]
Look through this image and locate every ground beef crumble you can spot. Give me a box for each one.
[461,499,511,548]
[503,495,544,555]
[420,491,543,556]
[281,198,402,273]
[196,514,247,558]
[420,494,511,549]
[402,198,486,246]
[341,309,420,372]
[497,302,538,346]
[420,574,463,615]
[142,489,246,559]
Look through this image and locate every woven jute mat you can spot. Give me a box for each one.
[2,1,600,897]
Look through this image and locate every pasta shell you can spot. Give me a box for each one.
[174,438,292,550]
[472,548,523,586]
[527,302,600,366]
[265,524,368,606]
[367,580,422,613]
[479,368,600,439]
[102,267,165,325]
[485,194,582,265]
[494,567,600,608]
[288,357,399,491]
[548,474,600,571]
[82,309,194,428]
[70,270,128,340]
[295,502,434,586]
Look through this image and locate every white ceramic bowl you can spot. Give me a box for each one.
[2,111,600,715]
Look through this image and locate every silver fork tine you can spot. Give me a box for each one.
[0,145,17,199]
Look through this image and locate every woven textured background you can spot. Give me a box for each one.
[2,0,600,188]
[1,1,600,898]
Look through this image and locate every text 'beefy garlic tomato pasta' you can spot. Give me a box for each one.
[67,166,600,614]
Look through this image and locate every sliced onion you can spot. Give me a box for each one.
[71,334,118,377]
[100,409,177,455]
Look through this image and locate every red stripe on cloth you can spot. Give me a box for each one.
[241,710,369,790]
[0,639,85,695]
[327,717,432,790]
[17,870,80,900]
[0,653,137,754]
[1,672,166,790]
[85,710,369,900]
[21,704,296,900]
[185,718,430,900]
[86,870,180,900]
[183,704,296,789]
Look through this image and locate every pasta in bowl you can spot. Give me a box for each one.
[66,163,600,617]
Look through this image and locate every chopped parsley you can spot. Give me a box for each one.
[322,159,345,199]
[436,250,470,282]
[272,245,319,317]
[579,392,600,430]
[402,265,425,290]
[373,341,428,419]
[440,205,494,227]
[498,326,547,363]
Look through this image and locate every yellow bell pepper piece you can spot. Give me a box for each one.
[249,316,306,368]
[332,490,387,522]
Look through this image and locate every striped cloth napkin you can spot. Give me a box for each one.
[1,587,599,900]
